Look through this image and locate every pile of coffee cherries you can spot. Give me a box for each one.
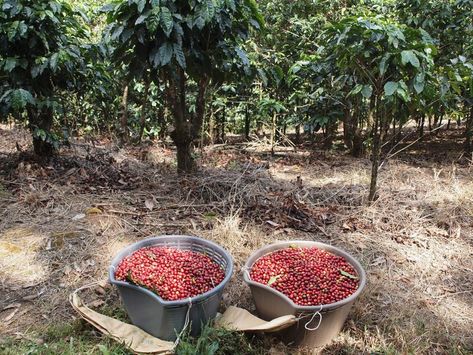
[115,246,225,301]
[250,246,359,306]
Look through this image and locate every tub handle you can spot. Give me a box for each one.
[173,297,193,347]
[299,305,323,331]
[242,266,251,278]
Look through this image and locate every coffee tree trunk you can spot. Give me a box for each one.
[368,97,381,202]
[157,106,167,140]
[120,84,129,146]
[270,111,277,155]
[171,70,194,173]
[465,105,473,154]
[351,105,363,157]
[168,69,209,174]
[138,77,150,143]
[324,120,337,150]
[418,114,425,138]
[342,104,354,150]
[244,104,250,140]
[220,106,226,142]
[352,126,363,157]
[295,124,301,144]
[29,108,55,157]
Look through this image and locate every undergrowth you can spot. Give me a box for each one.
[0,320,267,355]
[176,322,266,355]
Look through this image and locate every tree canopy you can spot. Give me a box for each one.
[0,0,471,198]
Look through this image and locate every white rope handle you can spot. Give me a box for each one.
[301,305,323,331]
[241,266,251,278]
[173,297,193,348]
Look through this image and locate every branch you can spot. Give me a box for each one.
[354,58,376,87]
[379,122,448,170]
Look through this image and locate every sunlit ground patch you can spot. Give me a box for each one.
[0,227,48,285]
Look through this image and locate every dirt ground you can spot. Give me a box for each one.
[0,124,472,354]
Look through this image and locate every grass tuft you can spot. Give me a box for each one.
[176,322,266,355]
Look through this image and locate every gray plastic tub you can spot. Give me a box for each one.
[243,240,366,348]
[109,235,233,341]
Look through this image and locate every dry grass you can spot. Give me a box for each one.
[0,125,472,354]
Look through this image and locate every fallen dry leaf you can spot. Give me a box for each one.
[86,207,103,215]
[266,220,280,227]
[72,213,86,221]
[88,300,105,308]
[22,294,39,301]
[2,306,20,322]
[95,287,106,296]
[2,303,21,311]
[0,241,21,254]
[64,265,72,275]
[145,199,154,211]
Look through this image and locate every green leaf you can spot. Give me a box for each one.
[348,84,363,97]
[158,42,173,66]
[49,53,59,71]
[136,0,146,13]
[203,0,215,21]
[173,43,186,69]
[194,16,205,30]
[257,68,268,86]
[160,7,173,36]
[379,54,390,76]
[110,25,124,41]
[7,21,19,41]
[11,89,35,110]
[35,128,47,141]
[3,57,17,72]
[361,85,372,98]
[2,2,13,10]
[398,80,409,92]
[100,3,115,12]
[450,81,461,95]
[31,58,48,78]
[207,341,219,355]
[396,87,410,102]
[203,212,217,219]
[413,73,425,94]
[49,1,61,13]
[0,90,12,104]
[121,28,134,42]
[226,0,236,12]
[97,344,110,355]
[244,0,264,29]
[235,47,249,67]
[267,274,282,285]
[401,50,420,68]
[135,14,148,25]
[45,10,55,19]
[384,81,398,96]
[340,270,358,279]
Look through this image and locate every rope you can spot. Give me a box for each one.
[71,279,106,296]
[173,297,193,349]
[241,266,251,278]
[296,305,323,331]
